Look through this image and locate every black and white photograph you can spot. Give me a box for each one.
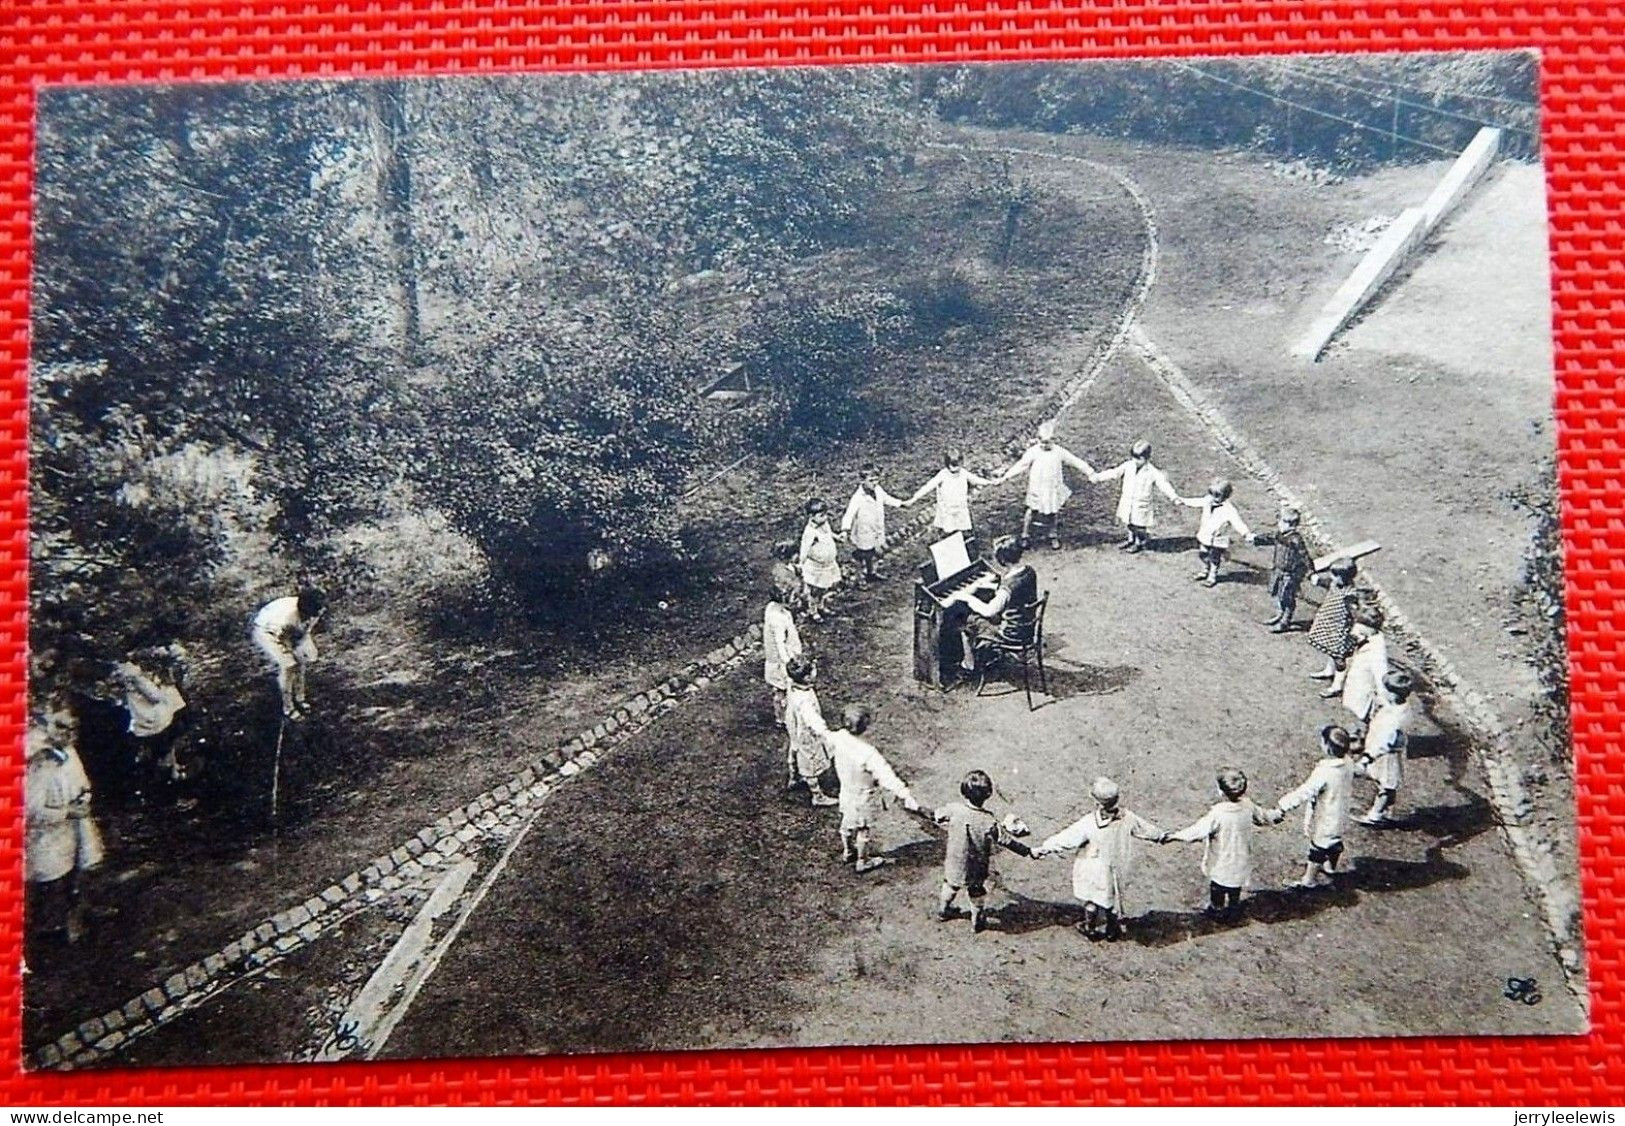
[25,51,1583,1069]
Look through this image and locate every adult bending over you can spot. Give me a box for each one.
[252,587,325,721]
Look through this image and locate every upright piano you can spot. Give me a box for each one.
[913,532,998,687]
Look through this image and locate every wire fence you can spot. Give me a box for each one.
[928,57,1541,171]
[1175,59,1541,164]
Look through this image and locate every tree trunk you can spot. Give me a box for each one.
[367,82,423,368]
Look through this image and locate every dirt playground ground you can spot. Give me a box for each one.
[34,126,1585,1066]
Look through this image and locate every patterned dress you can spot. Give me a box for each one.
[1309,583,1362,659]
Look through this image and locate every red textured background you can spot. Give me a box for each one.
[0,0,1618,1108]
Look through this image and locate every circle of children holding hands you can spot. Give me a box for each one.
[764,419,1423,937]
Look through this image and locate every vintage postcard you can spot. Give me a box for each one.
[24,51,1582,1068]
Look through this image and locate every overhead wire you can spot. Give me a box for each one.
[1172,62,1462,157]
[1268,61,1539,110]
[1267,60,1538,137]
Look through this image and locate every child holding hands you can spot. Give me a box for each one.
[798,499,842,622]
[1032,777,1165,941]
[1164,767,1284,921]
[1181,479,1256,587]
[935,769,1034,933]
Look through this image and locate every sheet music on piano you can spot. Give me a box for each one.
[928,532,972,584]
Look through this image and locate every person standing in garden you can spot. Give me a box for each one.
[1032,776,1166,942]
[111,641,189,787]
[1355,671,1420,826]
[1275,724,1357,889]
[1338,606,1390,713]
[908,450,993,537]
[762,576,803,732]
[1163,767,1283,921]
[782,653,836,806]
[840,465,904,583]
[826,704,921,873]
[797,500,842,622]
[1089,439,1184,553]
[1264,507,1313,632]
[1308,558,1364,694]
[252,587,326,721]
[25,704,104,952]
[998,421,1096,551]
[1181,478,1257,588]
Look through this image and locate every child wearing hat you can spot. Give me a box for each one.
[1337,606,1389,712]
[1180,479,1256,587]
[1308,558,1364,689]
[762,577,803,730]
[1033,777,1166,941]
[1275,725,1357,889]
[840,465,905,583]
[1088,439,1184,554]
[1264,507,1313,632]
[827,704,921,872]
[1164,767,1284,920]
[1356,671,1420,826]
[997,420,1096,551]
[935,770,1034,933]
[798,499,842,622]
[782,653,837,806]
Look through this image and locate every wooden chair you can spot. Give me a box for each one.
[974,592,1049,710]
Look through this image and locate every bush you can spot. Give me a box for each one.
[747,290,911,443]
[409,310,721,606]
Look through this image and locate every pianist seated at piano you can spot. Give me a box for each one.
[942,536,1039,679]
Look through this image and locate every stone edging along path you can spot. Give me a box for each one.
[1127,327,1585,990]
[38,140,1582,1068]
[953,130,1583,988]
[31,148,1162,1072]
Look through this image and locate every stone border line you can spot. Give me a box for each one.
[30,147,1163,1072]
[30,637,764,1072]
[941,127,1581,983]
[1128,326,1584,988]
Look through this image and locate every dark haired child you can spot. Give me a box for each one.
[827,704,920,873]
[1165,767,1283,921]
[1180,479,1256,587]
[770,539,806,613]
[840,465,904,583]
[782,653,836,806]
[934,770,1033,933]
[1264,507,1312,632]
[798,499,841,622]
[1276,725,1357,889]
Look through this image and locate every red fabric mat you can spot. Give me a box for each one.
[0,0,1617,1106]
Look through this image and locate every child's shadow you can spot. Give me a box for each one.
[1145,535,1199,555]
[880,836,943,871]
[1216,560,1271,587]
[1128,845,1473,948]
[987,889,1087,935]
[1067,527,1129,551]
